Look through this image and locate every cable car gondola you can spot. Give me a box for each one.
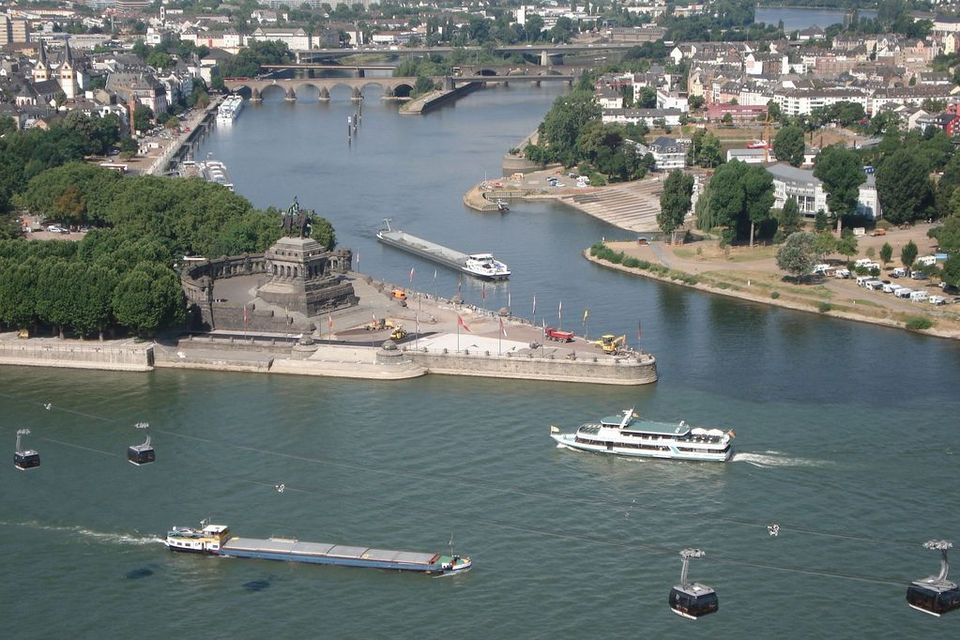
[127,421,155,466]
[907,540,960,617]
[669,548,718,620]
[14,428,40,471]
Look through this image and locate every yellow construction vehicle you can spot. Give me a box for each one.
[594,334,626,354]
[390,325,407,341]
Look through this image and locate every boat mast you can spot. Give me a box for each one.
[382,217,392,232]
[679,548,704,586]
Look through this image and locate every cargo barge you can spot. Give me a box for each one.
[164,523,472,576]
[376,219,510,280]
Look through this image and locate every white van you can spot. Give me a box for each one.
[910,290,929,302]
[882,282,902,294]
[895,288,913,298]
[891,267,907,278]
[812,263,831,274]
[856,275,873,287]
[928,295,947,305]
[865,279,885,291]
[833,268,850,279]
[916,255,938,267]
[855,258,873,268]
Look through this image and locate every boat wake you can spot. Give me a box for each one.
[0,520,164,546]
[731,451,828,468]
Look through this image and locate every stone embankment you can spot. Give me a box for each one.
[464,169,664,232]
[401,82,481,115]
[0,338,154,371]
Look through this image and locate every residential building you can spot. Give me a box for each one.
[706,103,766,124]
[601,108,683,127]
[248,27,311,51]
[636,136,689,171]
[767,163,880,219]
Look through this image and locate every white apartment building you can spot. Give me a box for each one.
[774,88,870,117]
[767,163,880,219]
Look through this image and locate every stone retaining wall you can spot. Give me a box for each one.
[406,350,658,385]
[0,341,154,371]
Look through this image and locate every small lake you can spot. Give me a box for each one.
[756,6,878,30]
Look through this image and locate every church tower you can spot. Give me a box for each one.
[58,41,79,99]
[32,40,50,83]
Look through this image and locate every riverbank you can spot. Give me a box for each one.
[583,235,960,340]
[0,273,657,384]
[463,168,663,231]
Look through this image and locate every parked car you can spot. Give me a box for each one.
[46,225,68,233]
[864,279,884,291]
[910,290,929,302]
[928,295,947,305]
[911,271,929,280]
[833,268,850,279]
[894,288,913,299]
[891,267,907,278]
[882,283,902,294]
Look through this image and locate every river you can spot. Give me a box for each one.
[756,6,878,30]
[2,84,958,638]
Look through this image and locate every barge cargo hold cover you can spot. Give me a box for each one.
[376,219,510,280]
[164,523,471,576]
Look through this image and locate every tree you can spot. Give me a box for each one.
[721,113,733,125]
[876,147,935,225]
[880,241,893,266]
[773,125,805,167]
[112,262,185,337]
[813,232,837,261]
[901,240,918,273]
[836,230,858,259]
[689,131,723,168]
[658,170,695,234]
[767,99,782,122]
[701,161,774,244]
[637,86,657,109]
[133,105,154,133]
[943,255,960,288]
[813,144,865,231]
[778,197,802,239]
[776,231,817,281]
[688,95,705,110]
[814,209,828,231]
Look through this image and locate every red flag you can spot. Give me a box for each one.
[499,316,507,338]
[457,315,471,332]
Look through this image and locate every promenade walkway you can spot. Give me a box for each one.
[556,177,662,232]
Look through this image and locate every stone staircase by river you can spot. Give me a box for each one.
[557,178,662,232]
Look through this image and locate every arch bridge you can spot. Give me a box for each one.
[224,77,421,101]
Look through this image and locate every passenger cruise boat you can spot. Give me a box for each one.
[463,253,511,279]
[550,408,734,462]
[216,95,243,125]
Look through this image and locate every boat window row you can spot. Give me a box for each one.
[575,437,671,452]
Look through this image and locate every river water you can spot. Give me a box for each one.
[756,6,878,30]
[3,85,959,638]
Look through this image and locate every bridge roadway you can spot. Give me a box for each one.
[225,72,578,101]
[296,41,657,61]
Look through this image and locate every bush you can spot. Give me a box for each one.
[623,257,640,268]
[876,219,892,230]
[818,302,832,313]
[906,316,934,331]
[771,291,780,299]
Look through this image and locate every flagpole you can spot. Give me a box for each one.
[457,316,460,353]
[417,293,421,350]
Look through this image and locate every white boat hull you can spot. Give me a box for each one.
[550,433,732,463]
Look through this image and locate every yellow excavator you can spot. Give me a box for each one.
[594,334,626,355]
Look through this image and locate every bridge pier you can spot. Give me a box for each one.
[351,87,363,102]
[251,88,262,102]
[285,87,296,102]
[382,86,395,99]
[318,87,330,102]
[534,80,541,87]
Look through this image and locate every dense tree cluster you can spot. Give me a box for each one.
[523,88,654,182]
[773,125,805,167]
[696,160,775,244]
[0,160,337,337]
[0,113,124,228]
